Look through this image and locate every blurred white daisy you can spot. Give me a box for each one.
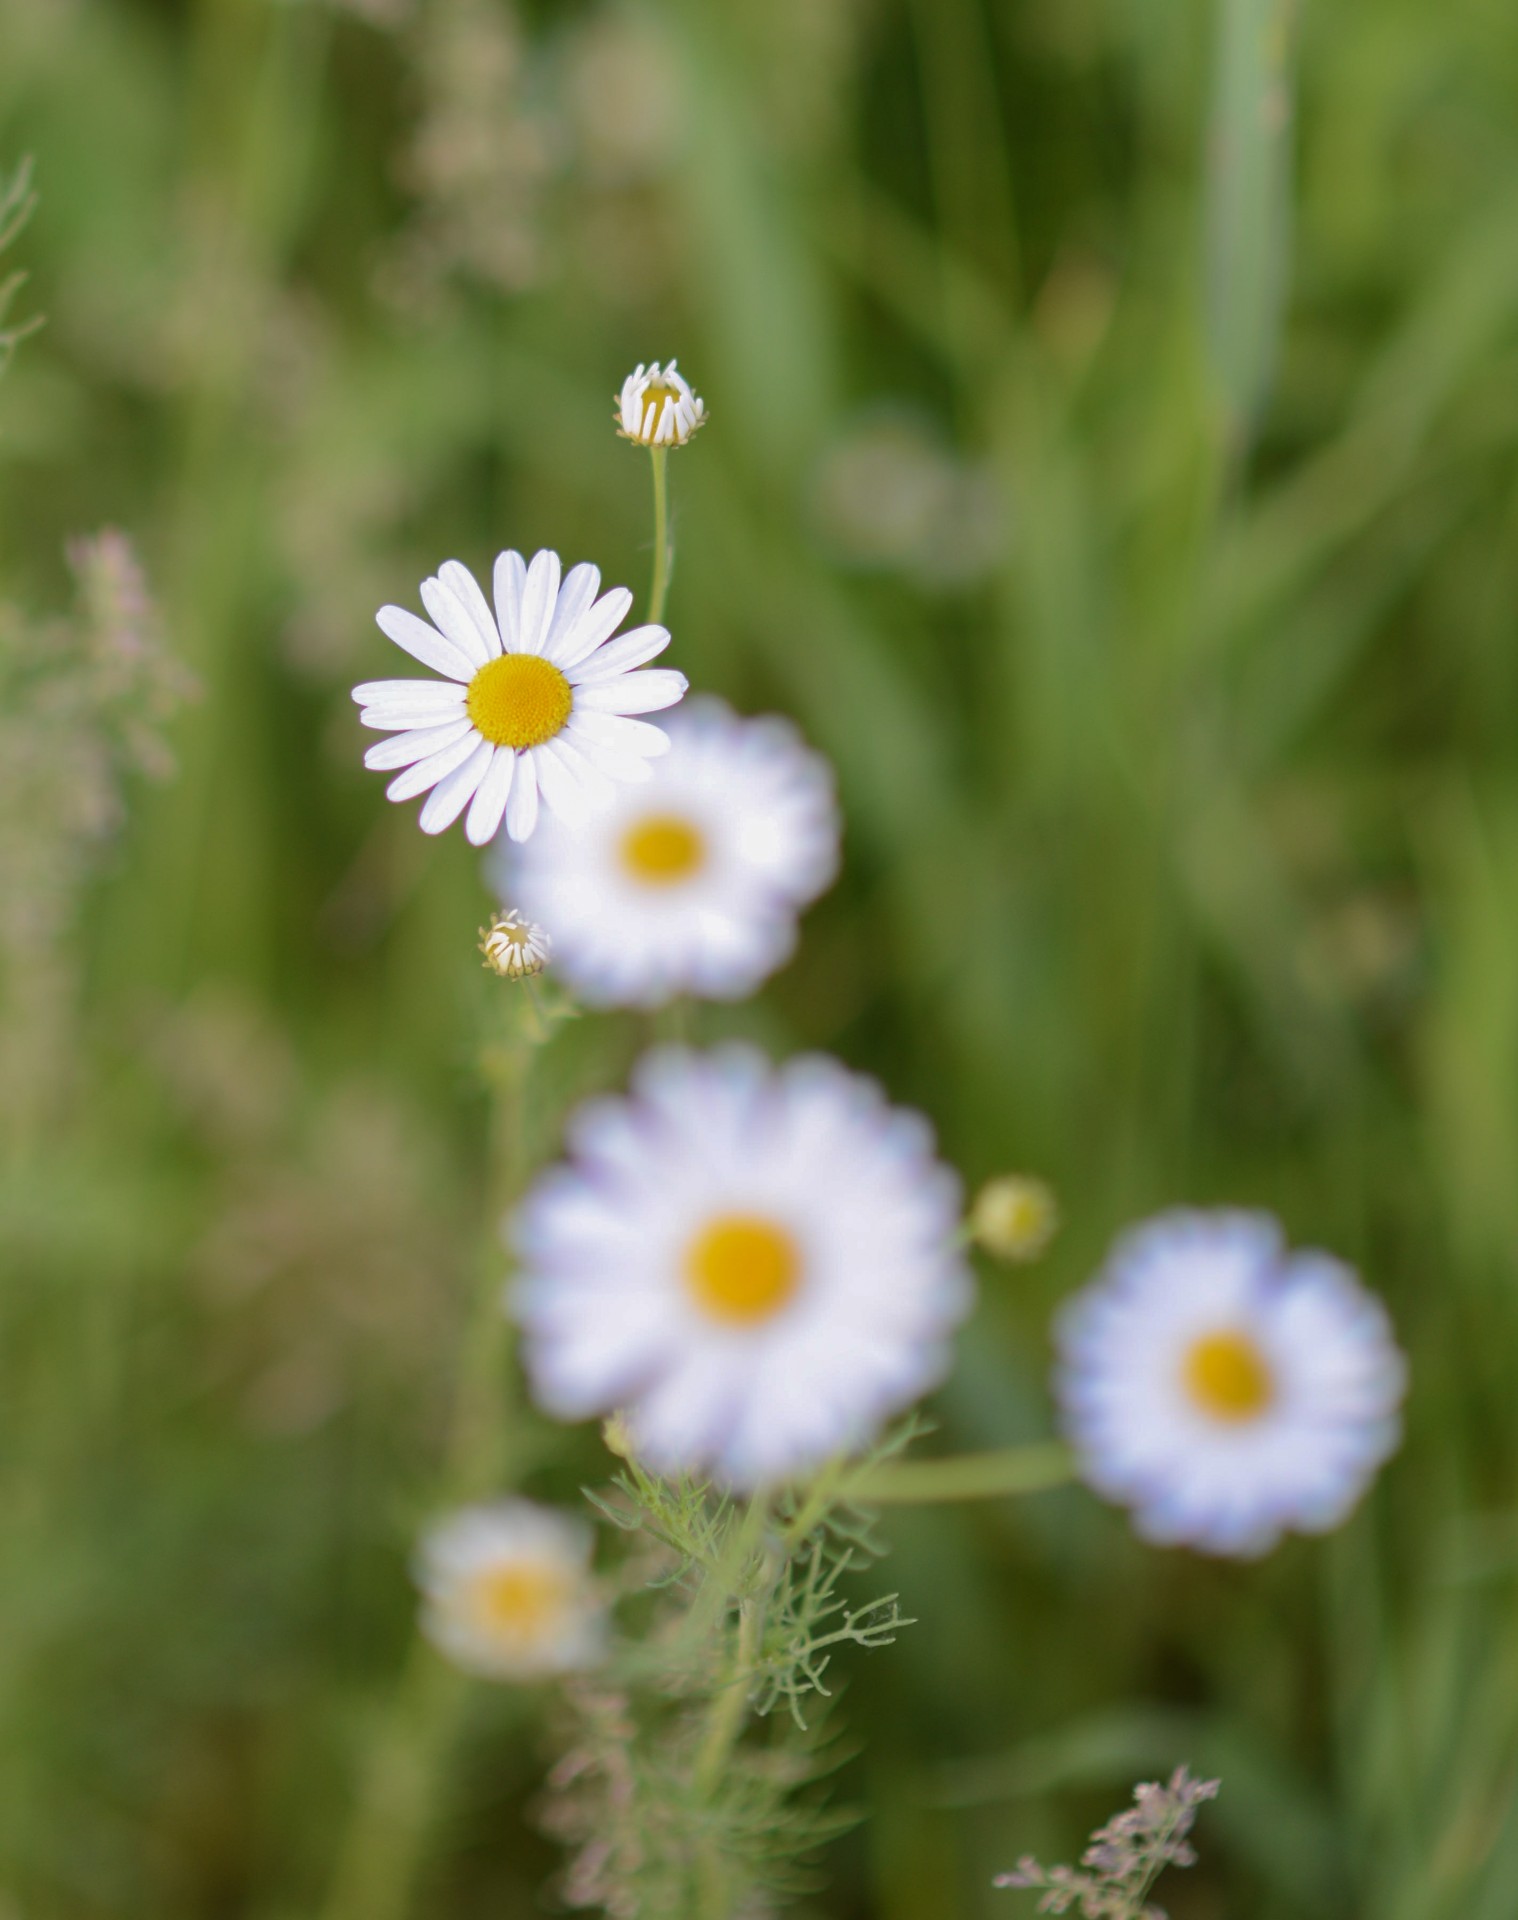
[353,549,687,845]
[480,907,551,979]
[487,698,839,1008]
[414,1499,604,1680]
[1056,1210,1406,1557]
[511,1045,973,1489]
[616,359,706,447]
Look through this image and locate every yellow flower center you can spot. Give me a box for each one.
[621,812,707,884]
[638,382,682,433]
[1182,1329,1276,1424]
[685,1215,802,1325]
[466,653,573,749]
[468,1560,571,1644]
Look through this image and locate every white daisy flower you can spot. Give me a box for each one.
[480,908,551,979]
[487,697,839,1008]
[353,549,688,845]
[1056,1210,1406,1558]
[616,359,706,447]
[414,1499,604,1680]
[511,1045,973,1489]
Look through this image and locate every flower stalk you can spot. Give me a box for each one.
[647,444,671,626]
[848,1440,1075,1505]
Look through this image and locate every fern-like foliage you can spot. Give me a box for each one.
[550,1421,930,1914]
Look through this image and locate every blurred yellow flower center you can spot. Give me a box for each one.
[466,654,572,749]
[686,1215,801,1325]
[469,1560,570,1642]
[621,813,706,884]
[1182,1330,1275,1423]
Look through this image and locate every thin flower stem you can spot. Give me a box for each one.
[683,1495,774,1917]
[318,1004,536,1920]
[646,444,671,626]
[848,1441,1075,1505]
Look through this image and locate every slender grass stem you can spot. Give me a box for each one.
[646,445,671,626]
[849,1442,1075,1505]
[318,1002,536,1920]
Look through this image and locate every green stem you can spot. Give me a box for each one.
[646,444,670,626]
[690,1497,772,1919]
[318,1006,536,1920]
[849,1441,1075,1506]
[693,1589,764,1802]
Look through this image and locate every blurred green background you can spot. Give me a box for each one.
[4,0,1518,1913]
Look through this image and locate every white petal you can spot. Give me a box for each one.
[465,747,516,846]
[506,751,540,841]
[419,738,493,833]
[438,559,503,659]
[494,550,527,651]
[364,718,474,770]
[559,719,657,784]
[553,586,634,672]
[568,624,671,683]
[375,606,475,682]
[361,704,468,732]
[571,669,687,715]
[542,563,602,664]
[420,577,492,670]
[386,729,483,802]
[518,550,562,656]
[353,678,467,710]
[536,736,614,823]
[563,709,672,757]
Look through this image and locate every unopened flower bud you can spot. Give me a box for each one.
[616,359,706,448]
[969,1175,1058,1263]
[601,1412,637,1460]
[480,909,550,980]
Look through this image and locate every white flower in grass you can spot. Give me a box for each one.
[487,698,839,1008]
[616,359,706,447]
[1056,1210,1406,1558]
[415,1500,604,1680]
[353,550,688,845]
[512,1045,973,1489]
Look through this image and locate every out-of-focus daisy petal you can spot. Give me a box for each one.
[492,699,838,1010]
[511,1041,968,1489]
[1055,1209,1406,1558]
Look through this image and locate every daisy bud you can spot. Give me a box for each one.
[969,1175,1059,1263]
[601,1412,637,1460]
[616,359,706,448]
[480,909,551,980]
